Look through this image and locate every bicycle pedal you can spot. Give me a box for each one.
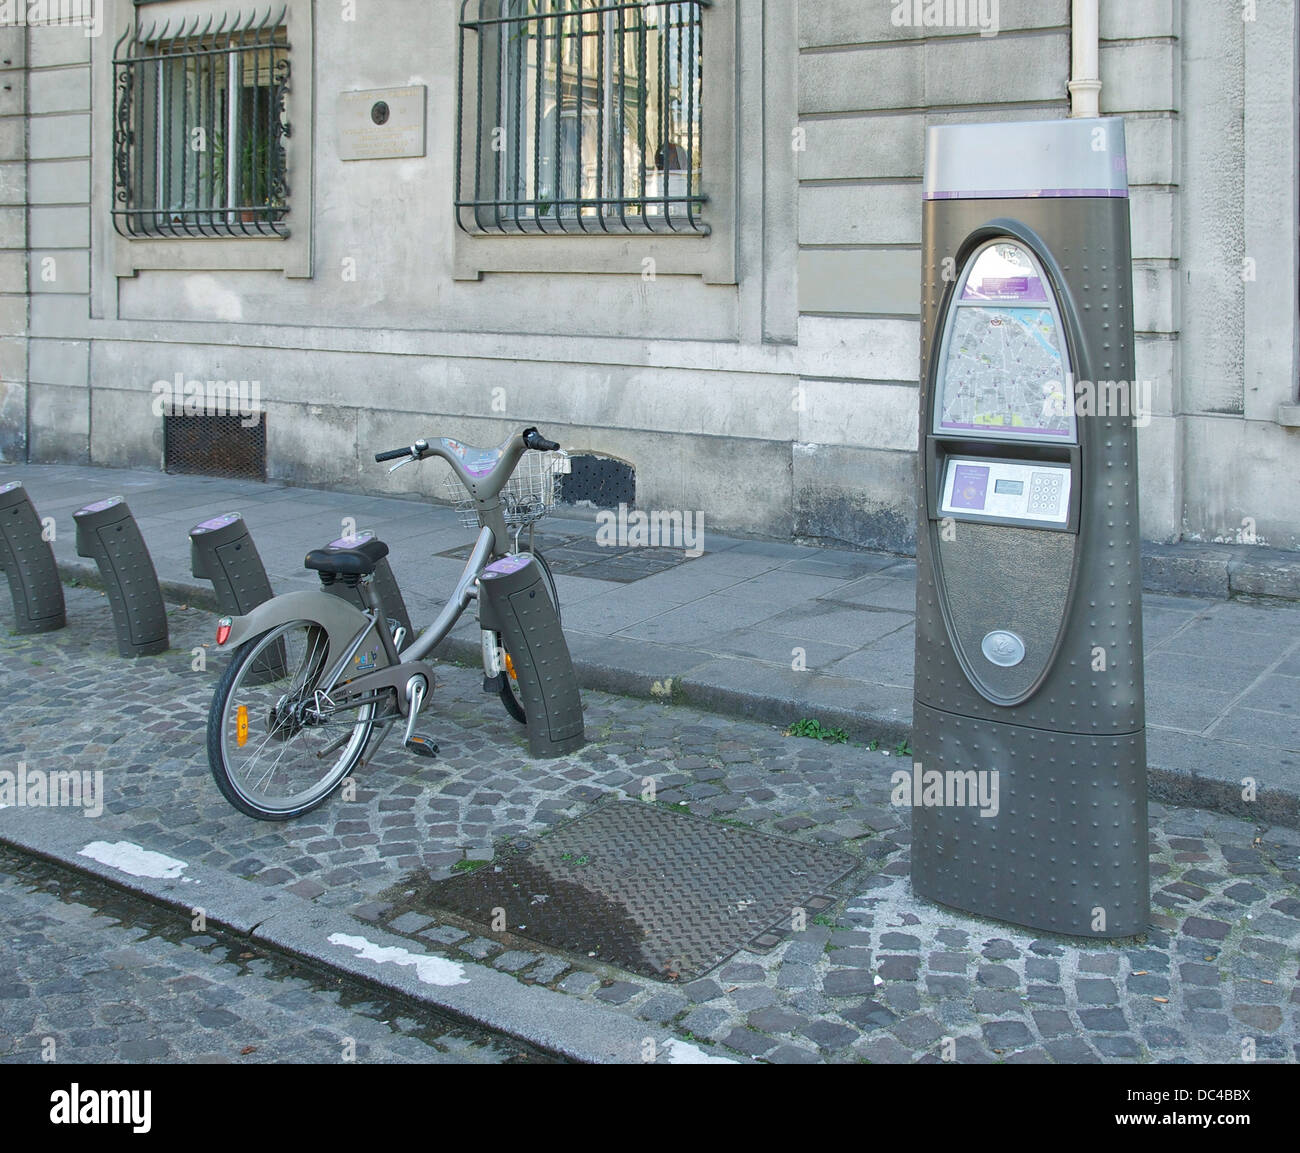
[404,735,439,759]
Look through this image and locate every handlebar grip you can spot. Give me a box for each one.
[375,447,412,463]
[523,427,561,453]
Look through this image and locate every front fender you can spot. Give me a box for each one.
[217,590,372,668]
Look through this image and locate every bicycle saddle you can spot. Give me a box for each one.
[304,538,389,577]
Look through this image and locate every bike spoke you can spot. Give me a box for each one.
[211,620,378,817]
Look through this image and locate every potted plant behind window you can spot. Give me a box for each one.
[239,132,269,225]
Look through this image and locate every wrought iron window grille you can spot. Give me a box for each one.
[114,6,291,239]
[457,0,709,236]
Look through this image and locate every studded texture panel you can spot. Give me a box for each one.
[913,193,1147,933]
[429,800,857,980]
[73,499,168,658]
[0,483,66,634]
[190,514,275,616]
[911,701,1148,936]
[480,556,586,757]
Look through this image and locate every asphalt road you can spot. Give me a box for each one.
[0,846,558,1064]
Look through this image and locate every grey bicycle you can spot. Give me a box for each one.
[206,427,569,820]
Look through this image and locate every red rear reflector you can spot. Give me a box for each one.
[216,619,233,646]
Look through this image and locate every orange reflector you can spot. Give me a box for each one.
[236,706,249,747]
[216,618,233,646]
[505,652,516,679]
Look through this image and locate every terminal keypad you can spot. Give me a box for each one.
[1028,471,1065,517]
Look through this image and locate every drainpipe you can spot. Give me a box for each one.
[1068,0,1102,117]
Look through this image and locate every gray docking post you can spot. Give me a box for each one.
[0,481,66,634]
[321,530,414,642]
[73,497,169,658]
[478,554,586,759]
[190,512,275,615]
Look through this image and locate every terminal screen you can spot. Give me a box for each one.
[935,242,1077,445]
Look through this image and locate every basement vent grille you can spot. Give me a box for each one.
[164,413,267,481]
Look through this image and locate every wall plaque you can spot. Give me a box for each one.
[338,86,427,161]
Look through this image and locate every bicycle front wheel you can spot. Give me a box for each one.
[207,620,376,820]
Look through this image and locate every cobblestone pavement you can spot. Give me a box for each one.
[3,587,1299,1064]
[0,847,552,1064]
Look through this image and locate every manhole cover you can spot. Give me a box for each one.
[425,801,857,981]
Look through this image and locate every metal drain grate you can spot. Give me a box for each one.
[164,414,267,481]
[438,535,701,584]
[423,801,856,980]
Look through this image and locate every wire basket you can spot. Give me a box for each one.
[444,450,571,531]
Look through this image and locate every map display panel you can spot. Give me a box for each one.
[935,242,1077,443]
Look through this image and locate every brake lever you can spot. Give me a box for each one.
[388,439,430,473]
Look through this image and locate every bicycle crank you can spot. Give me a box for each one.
[402,675,438,760]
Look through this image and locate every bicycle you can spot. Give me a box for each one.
[206,427,576,820]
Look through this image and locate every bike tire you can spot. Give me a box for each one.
[207,620,376,820]
[496,549,559,724]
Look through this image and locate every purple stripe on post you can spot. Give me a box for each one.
[925,188,1130,201]
[484,554,532,577]
[77,497,124,515]
[937,421,1074,437]
[193,513,242,533]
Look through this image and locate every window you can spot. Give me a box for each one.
[113,7,291,239]
[458,0,708,236]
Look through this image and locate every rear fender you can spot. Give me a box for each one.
[216,590,373,670]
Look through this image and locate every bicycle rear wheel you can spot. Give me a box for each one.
[495,549,559,724]
[207,620,376,820]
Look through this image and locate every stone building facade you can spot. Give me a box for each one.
[1,1,1297,554]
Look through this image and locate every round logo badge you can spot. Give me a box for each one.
[982,630,1026,667]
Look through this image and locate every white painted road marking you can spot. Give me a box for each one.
[79,840,188,880]
[662,1038,736,1064]
[328,933,470,987]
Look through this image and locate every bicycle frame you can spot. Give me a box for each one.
[221,428,551,714]
[400,523,493,664]
[385,428,540,662]
[207,426,580,817]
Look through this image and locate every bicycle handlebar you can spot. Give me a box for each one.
[374,429,560,465]
[522,427,560,453]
